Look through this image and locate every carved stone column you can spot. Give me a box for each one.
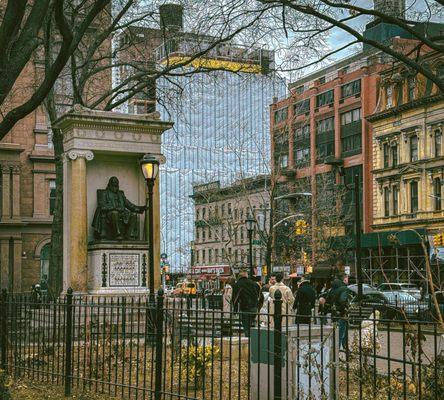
[68,150,94,292]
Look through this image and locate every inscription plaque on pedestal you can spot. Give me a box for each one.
[109,253,140,287]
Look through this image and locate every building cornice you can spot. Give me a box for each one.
[367,93,444,122]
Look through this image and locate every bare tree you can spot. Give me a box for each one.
[0,0,113,138]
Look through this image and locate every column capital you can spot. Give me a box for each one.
[67,149,94,161]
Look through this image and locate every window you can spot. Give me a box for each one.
[407,78,415,101]
[221,204,225,216]
[202,208,206,219]
[341,80,361,98]
[341,108,361,125]
[341,109,361,156]
[383,143,390,168]
[391,145,398,167]
[294,99,310,115]
[295,85,304,94]
[294,124,310,139]
[316,116,334,133]
[196,209,200,220]
[410,136,418,162]
[274,131,289,169]
[196,229,200,241]
[384,187,390,217]
[274,107,288,124]
[215,249,219,262]
[40,243,51,281]
[434,178,442,211]
[435,130,442,158]
[240,227,244,241]
[202,229,206,241]
[49,180,56,215]
[316,117,335,163]
[386,85,393,108]
[228,203,232,215]
[208,229,212,239]
[202,249,206,264]
[316,90,334,107]
[393,186,399,215]
[410,181,418,213]
[279,154,289,169]
[295,147,310,168]
[208,249,212,263]
[235,249,239,262]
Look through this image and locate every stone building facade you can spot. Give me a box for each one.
[369,53,444,233]
[190,176,270,274]
[0,105,55,291]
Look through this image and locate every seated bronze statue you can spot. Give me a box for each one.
[92,176,147,241]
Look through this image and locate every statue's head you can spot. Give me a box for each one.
[107,176,119,193]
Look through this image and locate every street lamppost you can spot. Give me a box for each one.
[325,157,363,302]
[245,213,255,278]
[140,154,159,302]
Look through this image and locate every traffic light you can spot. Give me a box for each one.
[434,233,444,247]
[262,265,267,276]
[295,219,308,235]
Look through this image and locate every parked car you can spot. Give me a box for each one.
[347,285,390,324]
[381,291,427,321]
[377,283,421,300]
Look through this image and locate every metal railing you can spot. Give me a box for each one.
[0,289,443,399]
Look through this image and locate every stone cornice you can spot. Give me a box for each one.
[0,143,25,153]
[367,94,444,122]
[53,106,173,135]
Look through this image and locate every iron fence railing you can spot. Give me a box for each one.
[0,289,443,399]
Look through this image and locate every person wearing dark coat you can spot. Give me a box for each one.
[232,269,260,336]
[323,273,351,349]
[293,278,317,324]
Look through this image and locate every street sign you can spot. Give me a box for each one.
[252,239,261,245]
[273,265,291,273]
[296,265,304,276]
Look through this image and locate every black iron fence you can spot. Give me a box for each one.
[0,289,443,399]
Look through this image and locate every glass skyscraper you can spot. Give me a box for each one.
[157,68,286,271]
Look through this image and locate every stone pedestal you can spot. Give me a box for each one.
[250,324,338,399]
[88,242,149,294]
[54,107,172,293]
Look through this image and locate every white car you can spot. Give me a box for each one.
[377,283,421,300]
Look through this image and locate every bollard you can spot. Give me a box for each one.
[273,289,282,400]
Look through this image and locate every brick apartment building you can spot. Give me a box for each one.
[190,176,270,276]
[270,50,384,269]
[269,16,444,276]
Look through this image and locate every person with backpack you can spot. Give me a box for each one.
[232,269,260,336]
[323,273,351,349]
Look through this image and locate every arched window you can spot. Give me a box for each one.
[40,243,51,281]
